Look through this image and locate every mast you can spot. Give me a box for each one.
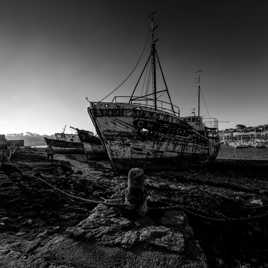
[150,13,158,110]
[198,84,200,117]
[129,13,176,115]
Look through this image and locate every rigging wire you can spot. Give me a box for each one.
[200,87,211,117]
[145,62,152,105]
[98,32,150,102]
[140,56,150,97]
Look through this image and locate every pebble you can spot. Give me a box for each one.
[16,231,26,236]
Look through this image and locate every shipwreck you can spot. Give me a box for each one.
[88,15,220,172]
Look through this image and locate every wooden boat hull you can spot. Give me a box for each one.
[6,140,24,147]
[44,137,83,149]
[88,102,220,172]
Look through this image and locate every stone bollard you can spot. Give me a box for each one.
[125,168,147,216]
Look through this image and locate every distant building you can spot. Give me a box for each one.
[220,124,268,148]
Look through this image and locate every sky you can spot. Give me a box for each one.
[0,0,268,134]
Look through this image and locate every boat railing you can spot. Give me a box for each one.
[111,96,180,116]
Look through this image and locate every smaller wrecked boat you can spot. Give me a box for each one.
[44,125,83,153]
[44,136,82,149]
[70,127,107,160]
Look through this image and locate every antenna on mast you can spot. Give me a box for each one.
[196,70,203,117]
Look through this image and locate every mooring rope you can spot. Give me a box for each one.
[24,172,268,223]
[37,174,100,204]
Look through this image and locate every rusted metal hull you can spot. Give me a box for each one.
[75,128,107,160]
[83,143,108,160]
[88,102,220,172]
[76,129,100,144]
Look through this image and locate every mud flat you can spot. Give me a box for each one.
[0,147,267,267]
[218,144,268,161]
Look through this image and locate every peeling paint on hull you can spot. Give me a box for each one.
[88,102,220,171]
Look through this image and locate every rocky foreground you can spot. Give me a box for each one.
[0,147,268,267]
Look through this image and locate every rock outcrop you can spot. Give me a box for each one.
[65,203,206,267]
